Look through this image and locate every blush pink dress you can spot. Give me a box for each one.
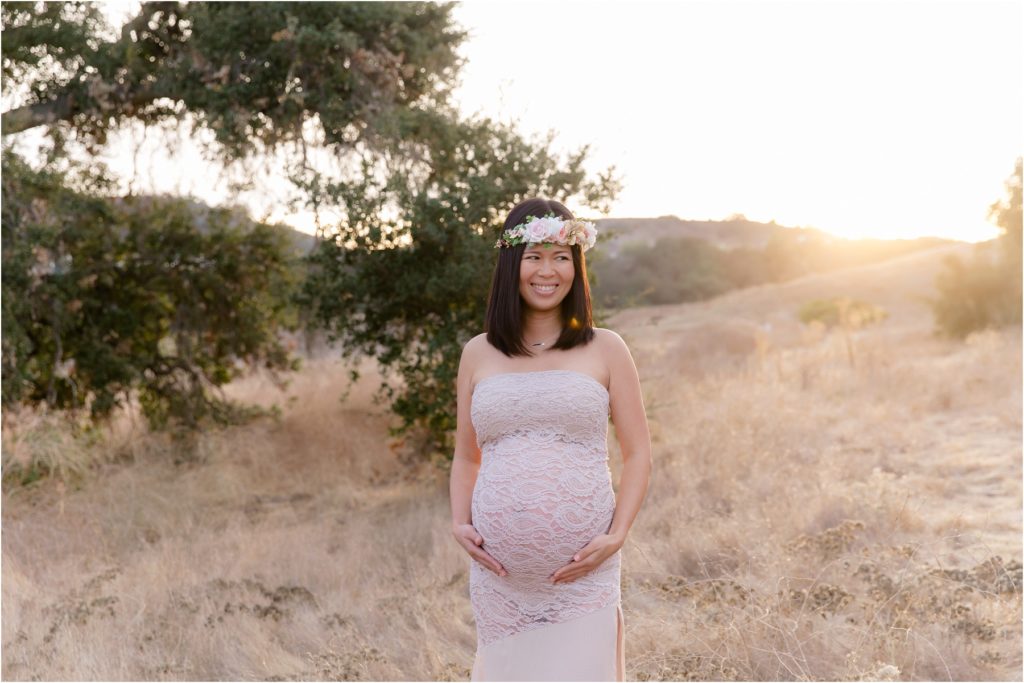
[469,369,624,681]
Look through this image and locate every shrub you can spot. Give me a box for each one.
[929,158,1022,339]
[798,297,888,331]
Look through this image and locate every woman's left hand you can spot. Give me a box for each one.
[549,533,623,584]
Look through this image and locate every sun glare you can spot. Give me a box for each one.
[454,0,1021,244]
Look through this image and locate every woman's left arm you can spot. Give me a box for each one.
[604,329,652,547]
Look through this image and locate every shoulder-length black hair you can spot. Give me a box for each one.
[484,197,596,357]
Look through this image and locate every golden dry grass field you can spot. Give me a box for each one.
[2,243,1021,681]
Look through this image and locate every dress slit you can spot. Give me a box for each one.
[616,603,625,681]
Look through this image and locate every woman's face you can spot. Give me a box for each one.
[518,243,575,311]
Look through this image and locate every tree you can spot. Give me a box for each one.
[930,158,1022,338]
[1,148,300,437]
[1,2,466,439]
[297,110,620,456]
[988,157,1022,300]
[2,1,464,161]
[2,2,620,462]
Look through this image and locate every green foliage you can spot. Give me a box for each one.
[1,148,301,433]
[930,158,1022,338]
[798,297,888,330]
[0,2,108,84]
[297,112,620,456]
[2,0,470,468]
[2,1,465,161]
[2,1,620,462]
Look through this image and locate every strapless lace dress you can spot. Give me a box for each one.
[469,369,623,681]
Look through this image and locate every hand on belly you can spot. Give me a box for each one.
[473,504,613,581]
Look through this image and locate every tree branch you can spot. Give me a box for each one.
[2,93,77,134]
[1,1,182,135]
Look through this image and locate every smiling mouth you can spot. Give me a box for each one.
[531,283,558,293]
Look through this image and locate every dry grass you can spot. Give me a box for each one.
[2,244,1021,681]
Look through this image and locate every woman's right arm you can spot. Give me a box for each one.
[450,336,507,576]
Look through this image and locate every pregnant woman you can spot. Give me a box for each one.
[450,197,653,681]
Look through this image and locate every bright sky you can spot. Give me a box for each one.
[451,0,1023,241]
[23,0,1024,242]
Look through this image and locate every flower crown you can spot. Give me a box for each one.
[494,213,598,252]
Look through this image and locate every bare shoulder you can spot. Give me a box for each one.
[459,333,489,373]
[593,327,634,376]
[464,332,489,355]
[593,327,640,398]
[593,326,630,355]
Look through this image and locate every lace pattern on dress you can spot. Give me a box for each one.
[469,370,621,648]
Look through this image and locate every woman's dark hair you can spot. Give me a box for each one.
[484,197,595,357]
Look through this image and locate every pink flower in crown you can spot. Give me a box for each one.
[525,218,549,242]
[494,214,598,251]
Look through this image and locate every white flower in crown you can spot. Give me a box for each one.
[494,213,599,252]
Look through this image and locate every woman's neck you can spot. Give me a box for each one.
[522,308,563,346]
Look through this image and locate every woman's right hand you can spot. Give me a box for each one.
[452,523,507,577]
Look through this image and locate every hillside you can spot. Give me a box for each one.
[598,215,802,251]
[274,213,953,264]
[2,242,1019,681]
[594,215,952,256]
[607,241,977,368]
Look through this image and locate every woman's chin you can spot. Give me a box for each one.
[523,296,564,310]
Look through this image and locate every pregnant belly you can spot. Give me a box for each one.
[471,467,615,580]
